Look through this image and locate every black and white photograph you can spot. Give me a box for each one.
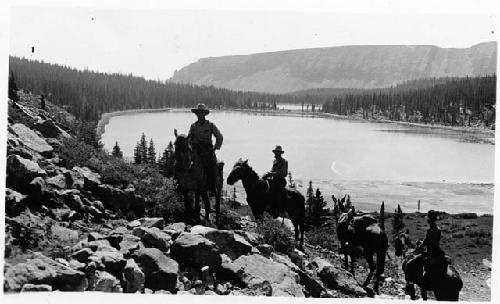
[2,0,497,302]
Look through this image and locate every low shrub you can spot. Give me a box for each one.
[306,226,338,251]
[57,137,106,171]
[256,215,294,254]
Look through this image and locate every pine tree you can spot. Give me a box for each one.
[305,181,315,228]
[139,133,148,164]
[112,141,123,158]
[40,95,46,110]
[392,204,405,237]
[8,71,19,103]
[133,142,142,164]
[379,201,385,230]
[310,188,328,227]
[147,138,156,164]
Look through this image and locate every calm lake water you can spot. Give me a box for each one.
[101,109,494,214]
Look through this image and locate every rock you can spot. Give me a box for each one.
[132,248,179,292]
[201,266,215,290]
[86,239,112,251]
[72,248,93,263]
[313,257,366,296]
[119,234,142,256]
[72,166,101,191]
[215,283,229,295]
[64,169,85,190]
[219,254,304,297]
[10,123,53,157]
[203,229,253,260]
[34,119,63,138]
[68,260,86,272]
[124,259,145,293]
[193,279,205,295]
[138,217,164,229]
[97,184,144,216]
[46,174,67,189]
[106,233,124,249]
[7,155,47,189]
[235,230,263,246]
[49,225,79,242]
[132,226,148,238]
[189,225,217,235]
[164,222,186,236]
[27,177,47,204]
[141,228,172,252]
[92,270,122,292]
[170,232,221,268]
[88,248,126,276]
[257,244,274,258]
[20,284,52,292]
[5,188,27,216]
[127,220,141,230]
[4,253,88,292]
[64,193,85,212]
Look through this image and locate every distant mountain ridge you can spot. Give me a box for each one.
[170,42,497,94]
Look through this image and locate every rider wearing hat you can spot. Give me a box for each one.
[188,104,223,192]
[416,210,447,288]
[263,145,288,216]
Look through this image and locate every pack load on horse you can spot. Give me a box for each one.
[226,158,305,249]
[400,210,463,301]
[172,103,224,224]
[332,195,388,294]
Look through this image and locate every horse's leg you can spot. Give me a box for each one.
[350,251,355,276]
[374,249,386,294]
[201,191,210,222]
[421,286,428,301]
[215,187,221,225]
[300,222,305,250]
[405,283,416,300]
[183,190,192,223]
[363,251,375,288]
[194,191,201,224]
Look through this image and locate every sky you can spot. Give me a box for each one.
[8,3,497,81]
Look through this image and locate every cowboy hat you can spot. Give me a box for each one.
[191,103,210,115]
[272,145,285,154]
[427,210,439,222]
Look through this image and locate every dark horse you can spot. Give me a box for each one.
[332,195,388,294]
[226,159,305,249]
[173,129,224,224]
[397,233,463,301]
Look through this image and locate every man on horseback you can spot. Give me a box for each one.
[263,145,288,217]
[410,210,447,290]
[188,103,223,193]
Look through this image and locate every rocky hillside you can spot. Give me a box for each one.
[4,91,399,297]
[170,42,497,93]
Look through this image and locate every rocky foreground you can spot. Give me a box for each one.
[3,92,384,297]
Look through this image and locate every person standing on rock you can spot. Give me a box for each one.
[188,103,223,193]
[263,145,288,217]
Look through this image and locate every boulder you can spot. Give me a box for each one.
[138,217,164,229]
[46,174,67,189]
[257,244,274,258]
[189,225,217,235]
[313,257,367,296]
[68,260,86,272]
[26,177,47,205]
[170,232,221,267]
[119,234,143,256]
[4,253,88,292]
[72,166,101,191]
[92,270,122,292]
[20,284,52,292]
[64,194,85,212]
[195,229,253,260]
[132,248,179,292]
[97,184,144,216]
[88,248,126,276]
[123,259,145,293]
[7,155,47,190]
[34,119,64,138]
[10,123,53,157]
[235,230,263,246]
[88,232,105,242]
[5,188,27,216]
[140,228,172,252]
[127,220,141,230]
[218,254,304,297]
[72,248,93,263]
[64,169,85,190]
[164,222,186,235]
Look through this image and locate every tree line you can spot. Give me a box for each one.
[321,75,496,128]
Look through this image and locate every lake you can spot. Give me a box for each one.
[101,109,494,214]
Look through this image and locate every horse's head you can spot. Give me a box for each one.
[227,158,249,185]
[173,129,189,157]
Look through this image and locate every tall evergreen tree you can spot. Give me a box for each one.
[379,201,385,231]
[392,204,405,237]
[139,133,148,164]
[310,188,328,227]
[112,141,123,158]
[8,71,19,103]
[147,138,156,164]
[133,143,141,164]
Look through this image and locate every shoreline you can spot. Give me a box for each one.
[96,106,495,143]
